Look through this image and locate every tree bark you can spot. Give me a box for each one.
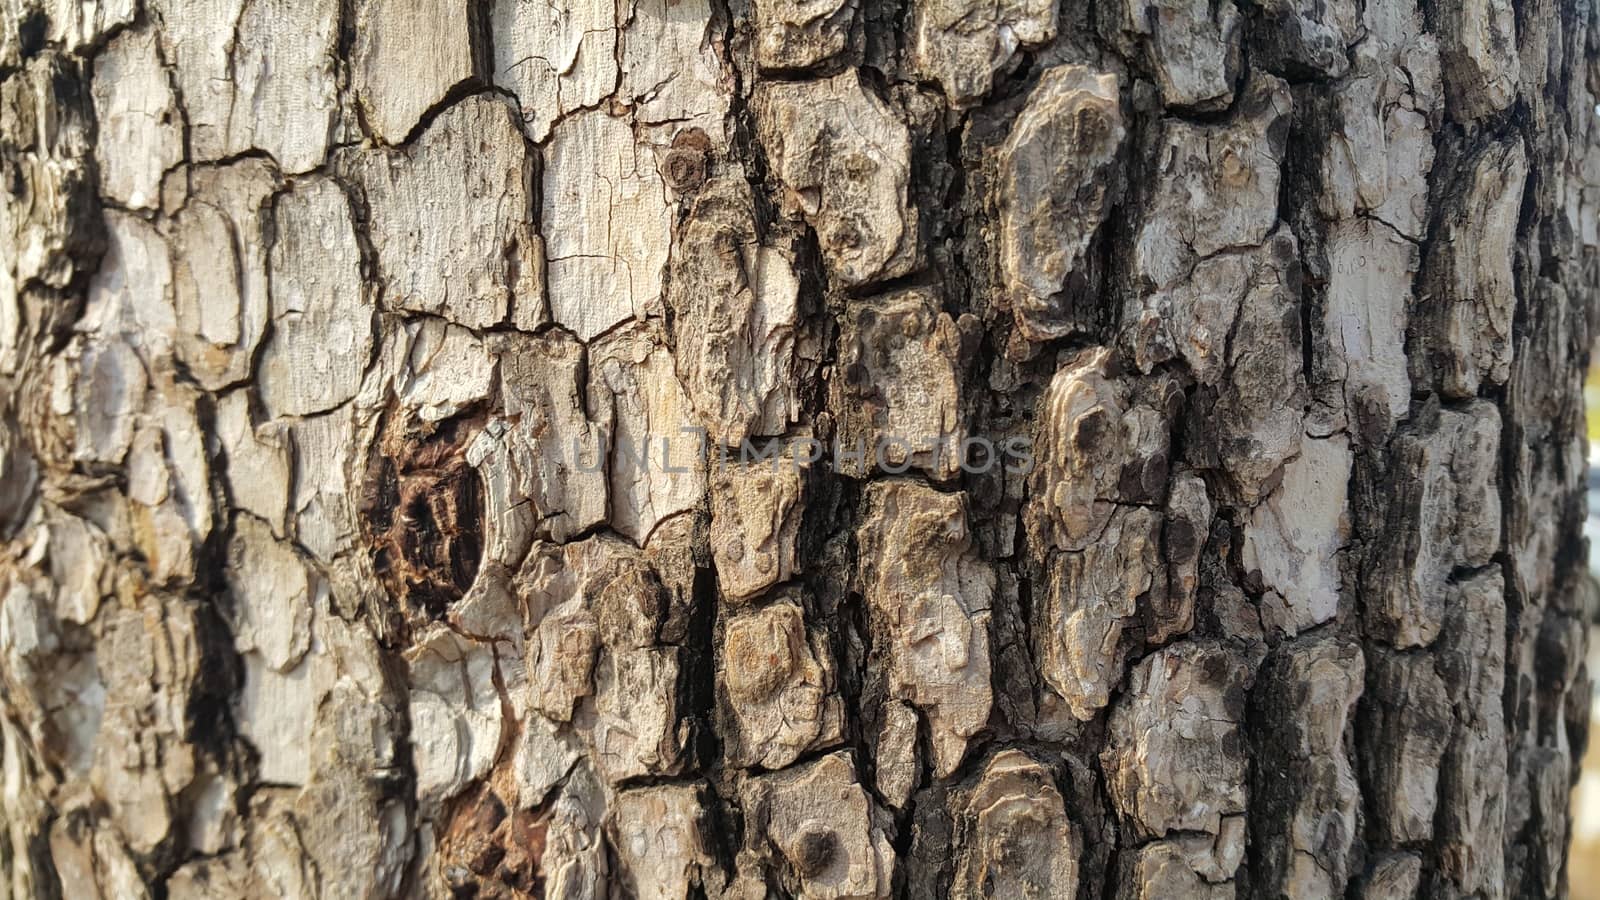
[0,0,1596,897]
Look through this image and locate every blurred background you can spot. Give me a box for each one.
[1567,361,1600,896]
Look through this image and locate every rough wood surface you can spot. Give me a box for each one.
[1,0,1597,897]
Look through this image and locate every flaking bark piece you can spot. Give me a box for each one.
[717,589,845,769]
[755,71,920,287]
[998,65,1125,342]
[736,752,896,899]
[857,480,994,778]
[1102,641,1250,840]
[911,0,1057,107]
[951,750,1082,898]
[830,287,968,480]
[754,0,860,71]
[352,95,545,331]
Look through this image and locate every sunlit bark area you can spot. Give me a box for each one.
[1,0,1597,897]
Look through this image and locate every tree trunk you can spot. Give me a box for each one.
[1,0,1596,897]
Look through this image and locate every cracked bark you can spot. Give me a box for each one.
[1,0,1597,897]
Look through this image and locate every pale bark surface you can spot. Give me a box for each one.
[0,0,1596,898]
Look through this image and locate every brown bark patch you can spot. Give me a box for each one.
[361,411,484,622]
[439,783,546,898]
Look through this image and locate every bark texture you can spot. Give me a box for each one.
[0,0,1597,898]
